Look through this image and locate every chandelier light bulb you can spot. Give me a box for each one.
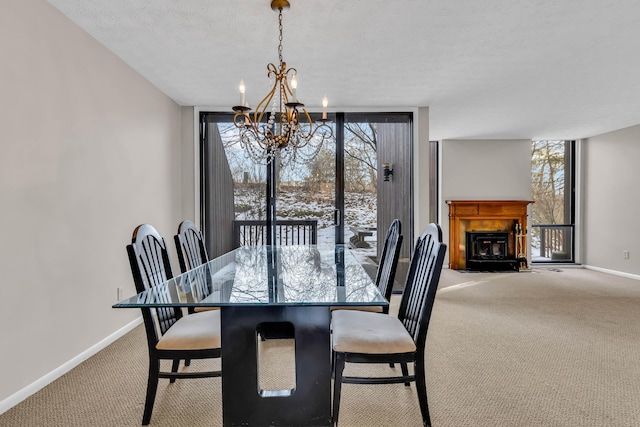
[239,79,246,106]
[291,75,298,101]
[322,95,328,119]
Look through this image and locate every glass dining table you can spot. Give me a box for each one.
[113,244,387,426]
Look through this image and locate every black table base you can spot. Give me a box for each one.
[221,305,332,426]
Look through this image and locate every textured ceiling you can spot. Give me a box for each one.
[48,0,640,140]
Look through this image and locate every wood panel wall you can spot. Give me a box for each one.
[377,122,413,290]
[202,122,236,258]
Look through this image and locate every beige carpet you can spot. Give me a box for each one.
[2,267,640,426]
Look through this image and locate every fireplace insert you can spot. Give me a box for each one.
[466,231,518,271]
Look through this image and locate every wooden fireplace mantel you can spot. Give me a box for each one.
[446,200,534,270]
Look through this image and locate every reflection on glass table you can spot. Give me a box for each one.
[115,244,386,308]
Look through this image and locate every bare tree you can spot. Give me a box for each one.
[217,120,380,224]
[304,147,335,193]
[531,140,566,225]
[344,122,377,191]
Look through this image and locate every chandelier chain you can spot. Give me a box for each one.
[278,9,284,66]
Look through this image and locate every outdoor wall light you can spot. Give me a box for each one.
[383,163,393,181]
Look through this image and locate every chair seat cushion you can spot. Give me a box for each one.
[330,305,384,313]
[194,306,220,313]
[332,310,416,354]
[156,310,221,351]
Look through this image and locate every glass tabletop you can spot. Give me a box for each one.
[113,244,388,308]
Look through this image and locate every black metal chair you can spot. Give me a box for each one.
[174,220,216,314]
[331,223,447,427]
[127,224,222,425]
[332,219,403,313]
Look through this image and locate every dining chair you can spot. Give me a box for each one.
[127,223,222,425]
[331,223,447,427]
[174,219,209,272]
[174,220,217,314]
[371,219,403,313]
[331,219,403,313]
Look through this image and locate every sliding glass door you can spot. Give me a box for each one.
[200,111,412,286]
[274,114,337,245]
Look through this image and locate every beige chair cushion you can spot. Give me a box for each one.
[156,310,221,351]
[330,305,383,313]
[194,306,220,313]
[332,310,416,354]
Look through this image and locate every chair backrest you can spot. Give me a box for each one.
[127,224,182,345]
[174,220,209,272]
[374,219,403,310]
[397,223,446,352]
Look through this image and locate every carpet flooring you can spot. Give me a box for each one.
[2,267,640,426]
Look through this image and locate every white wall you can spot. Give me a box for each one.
[415,107,430,239]
[181,107,196,220]
[583,125,640,276]
[0,0,186,406]
[440,139,533,264]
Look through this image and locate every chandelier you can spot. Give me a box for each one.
[232,0,333,165]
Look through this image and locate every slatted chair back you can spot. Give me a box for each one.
[174,220,209,272]
[330,223,447,426]
[127,224,182,342]
[398,223,446,350]
[174,220,215,314]
[374,219,403,312]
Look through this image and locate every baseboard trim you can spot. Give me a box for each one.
[0,316,142,415]
[584,265,640,281]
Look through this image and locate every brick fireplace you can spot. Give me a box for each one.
[446,200,534,270]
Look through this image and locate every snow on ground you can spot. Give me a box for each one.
[234,185,378,260]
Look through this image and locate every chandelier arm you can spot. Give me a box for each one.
[232,112,248,128]
[253,70,280,125]
[291,108,333,148]
[301,108,313,130]
[233,112,258,139]
[307,120,335,141]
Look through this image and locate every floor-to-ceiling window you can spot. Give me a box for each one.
[200,111,413,283]
[531,140,575,263]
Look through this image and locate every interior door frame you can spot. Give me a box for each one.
[334,113,345,244]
